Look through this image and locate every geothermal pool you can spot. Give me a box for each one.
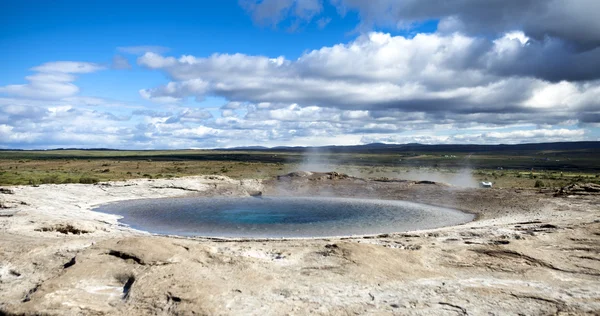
[93,197,474,238]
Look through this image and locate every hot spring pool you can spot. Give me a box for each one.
[93,196,474,238]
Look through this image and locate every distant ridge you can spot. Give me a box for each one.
[2,141,599,153]
[222,141,600,153]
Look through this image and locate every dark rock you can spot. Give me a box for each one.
[108,250,143,265]
[0,188,14,194]
[63,257,76,269]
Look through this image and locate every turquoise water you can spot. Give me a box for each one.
[93,196,474,238]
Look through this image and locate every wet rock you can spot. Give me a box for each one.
[63,257,76,269]
[281,171,313,178]
[326,172,351,180]
[439,302,468,315]
[22,283,40,302]
[0,188,14,194]
[116,273,135,300]
[104,238,190,266]
[372,177,411,183]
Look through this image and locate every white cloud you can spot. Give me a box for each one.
[138,31,600,128]
[221,101,243,110]
[32,61,105,73]
[221,109,236,117]
[504,31,530,45]
[522,81,581,109]
[329,0,600,48]
[361,128,587,145]
[0,91,593,149]
[0,61,105,100]
[483,128,585,140]
[139,79,210,103]
[0,73,79,99]
[2,16,599,149]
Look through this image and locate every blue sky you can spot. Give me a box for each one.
[1,0,599,149]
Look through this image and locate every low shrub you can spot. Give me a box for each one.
[534,180,545,188]
[40,175,60,184]
[79,177,99,184]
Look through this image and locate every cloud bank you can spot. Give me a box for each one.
[138,31,600,128]
[1,1,599,149]
[243,0,600,49]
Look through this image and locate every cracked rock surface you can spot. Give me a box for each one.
[0,173,599,315]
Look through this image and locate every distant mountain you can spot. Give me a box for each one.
[222,146,270,150]
[2,141,600,153]
[52,148,123,151]
[219,141,600,153]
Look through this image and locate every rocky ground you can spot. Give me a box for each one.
[0,172,599,315]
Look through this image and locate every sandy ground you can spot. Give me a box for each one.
[0,172,599,315]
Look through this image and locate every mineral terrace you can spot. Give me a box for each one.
[0,172,599,315]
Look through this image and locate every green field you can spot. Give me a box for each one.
[0,148,599,188]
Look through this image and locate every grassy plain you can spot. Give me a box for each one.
[0,149,599,188]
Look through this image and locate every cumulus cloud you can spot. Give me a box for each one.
[221,101,244,110]
[241,1,600,80]
[361,128,587,144]
[361,128,587,145]
[139,79,210,103]
[138,32,600,128]
[0,98,134,148]
[0,92,593,149]
[240,0,600,49]
[330,0,600,48]
[164,108,213,124]
[484,32,600,82]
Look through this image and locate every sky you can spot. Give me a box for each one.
[1,0,600,149]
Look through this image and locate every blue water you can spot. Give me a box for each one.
[93,196,474,238]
